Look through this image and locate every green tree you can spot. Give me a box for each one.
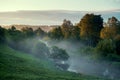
[71,26,80,40]
[11,26,16,31]
[101,17,120,39]
[32,41,50,58]
[34,27,46,38]
[0,26,6,43]
[48,27,63,40]
[21,27,34,38]
[7,26,24,42]
[50,46,69,61]
[78,14,103,46]
[95,39,116,57]
[61,19,73,39]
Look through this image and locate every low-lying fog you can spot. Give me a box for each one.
[45,40,120,79]
[9,37,120,80]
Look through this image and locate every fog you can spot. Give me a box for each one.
[45,40,120,79]
[7,37,120,79]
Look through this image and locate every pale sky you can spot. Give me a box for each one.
[0,0,120,12]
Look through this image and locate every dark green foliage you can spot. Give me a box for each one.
[61,19,73,39]
[95,39,116,57]
[115,36,120,55]
[70,26,80,40]
[21,27,35,38]
[50,46,69,61]
[78,14,103,46]
[34,27,46,38]
[48,27,64,40]
[0,26,6,43]
[7,27,24,42]
[32,41,50,58]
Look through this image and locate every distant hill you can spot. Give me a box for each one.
[0,10,120,25]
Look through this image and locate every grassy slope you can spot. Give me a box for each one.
[0,44,109,80]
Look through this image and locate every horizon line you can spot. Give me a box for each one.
[0,8,120,12]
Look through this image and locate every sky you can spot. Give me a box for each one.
[0,0,120,12]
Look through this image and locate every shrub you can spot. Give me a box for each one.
[95,39,116,59]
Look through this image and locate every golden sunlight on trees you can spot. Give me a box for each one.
[100,17,120,40]
[78,14,103,46]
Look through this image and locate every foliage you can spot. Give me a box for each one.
[100,26,117,39]
[32,41,50,58]
[115,35,120,55]
[50,46,69,61]
[34,27,46,38]
[101,17,120,39]
[61,19,73,39]
[70,26,80,40]
[7,26,24,42]
[48,27,63,40]
[78,14,103,46]
[21,27,35,38]
[0,26,6,43]
[95,39,116,57]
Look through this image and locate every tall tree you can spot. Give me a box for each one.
[34,27,46,38]
[100,17,120,39]
[0,26,6,43]
[48,27,63,40]
[61,19,73,39]
[21,27,34,38]
[78,14,103,46]
[71,26,80,40]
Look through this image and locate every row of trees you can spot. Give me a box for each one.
[0,13,120,60]
[49,14,103,46]
[48,14,120,58]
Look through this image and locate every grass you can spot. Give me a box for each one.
[0,44,110,80]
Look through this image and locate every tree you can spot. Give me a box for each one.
[21,27,34,38]
[7,26,24,42]
[11,26,16,31]
[100,27,117,39]
[48,27,63,40]
[107,16,119,27]
[34,27,46,38]
[70,26,80,40]
[0,26,6,43]
[61,19,73,39]
[50,46,69,70]
[78,14,103,46]
[50,46,69,61]
[95,39,116,57]
[114,35,120,55]
[32,41,50,58]
[101,17,120,39]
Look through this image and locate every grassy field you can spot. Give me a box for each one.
[0,44,110,80]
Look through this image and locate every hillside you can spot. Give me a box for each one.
[0,44,109,80]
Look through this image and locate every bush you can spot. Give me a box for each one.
[50,46,69,61]
[32,41,50,58]
[95,39,116,58]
